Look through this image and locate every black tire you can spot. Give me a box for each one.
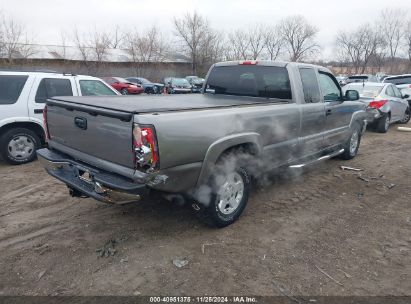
[375,114,390,133]
[120,88,128,95]
[340,122,362,160]
[0,128,41,165]
[193,153,251,228]
[152,86,158,94]
[399,108,410,124]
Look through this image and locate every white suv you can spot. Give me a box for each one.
[0,71,119,165]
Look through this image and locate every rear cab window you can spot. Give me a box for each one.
[80,80,117,96]
[0,75,29,105]
[35,78,73,103]
[205,65,292,100]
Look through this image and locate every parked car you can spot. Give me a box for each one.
[336,75,348,87]
[383,74,411,107]
[346,74,380,84]
[125,77,164,94]
[37,60,366,227]
[163,77,192,94]
[101,77,144,95]
[186,76,205,92]
[343,82,410,133]
[0,71,119,164]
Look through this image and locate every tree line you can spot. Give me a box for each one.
[1,9,411,75]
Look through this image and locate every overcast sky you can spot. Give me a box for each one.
[2,0,411,60]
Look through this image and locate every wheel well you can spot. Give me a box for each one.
[218,142,259,161]
[0,122,46,145]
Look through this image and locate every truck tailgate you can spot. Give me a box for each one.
[47,101,134,168]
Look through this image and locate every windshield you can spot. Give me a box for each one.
[384,76,411,85]
[138,78,149,84]
[345,84,383,98]
[172,78,190,86]
[114,77,129,83]
[205,65,292,100]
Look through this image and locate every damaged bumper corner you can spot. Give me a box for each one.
[37,148,149,205]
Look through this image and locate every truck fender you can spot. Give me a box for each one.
[196,132,262,187]
[349,110,367,130]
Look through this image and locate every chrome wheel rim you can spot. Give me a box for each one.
[384,116,390,130]
[8,135,35,160]
[402,112,410,123]
[217,172,244,215]
[349,131,359,155]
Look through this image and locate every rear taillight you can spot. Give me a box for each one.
[239,60,258,65]
[43,106,50,140]
[132,124,159,172]
[368,100,387,109]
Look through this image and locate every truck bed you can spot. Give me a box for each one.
[48,94,283,114]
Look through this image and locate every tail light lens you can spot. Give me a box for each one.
[132,124,159,172]
[239,60,258,65]
[368,100,387,109]
[43,106,50,140]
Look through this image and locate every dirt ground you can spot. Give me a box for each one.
[0,124,410,297]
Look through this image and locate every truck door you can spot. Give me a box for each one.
[298,67,325,157]
[318,71,352,148]
[27,76,77,126]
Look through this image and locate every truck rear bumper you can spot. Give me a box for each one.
[37,148,148,204]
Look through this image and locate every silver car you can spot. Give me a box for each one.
[383,74,411,108]
[343,82,410,133]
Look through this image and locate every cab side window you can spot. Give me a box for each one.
[299,68,321,103]
[318,72,341,102]
[35,78,73,103]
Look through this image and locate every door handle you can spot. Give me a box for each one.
[34,109,44,114]
[326,109,332,116]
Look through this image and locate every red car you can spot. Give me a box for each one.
[101,77,144,95]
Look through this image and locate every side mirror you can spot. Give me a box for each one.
[403,94,410,99]
[345,90,360,101]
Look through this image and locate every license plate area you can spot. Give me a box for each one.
[75,167,94,184]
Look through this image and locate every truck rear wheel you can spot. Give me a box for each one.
[193,153,251,228]
[0,128,41,165]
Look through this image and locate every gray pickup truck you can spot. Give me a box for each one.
[37,61,366,227]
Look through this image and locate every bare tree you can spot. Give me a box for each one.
[248,25,266,60]
[264,25,283,60]
[0,14,36,64]
[173,11,211,74]
[336,24,381,74]
[124,25,168,75]
[406,20,411,67]
[110,25,124,49]
[198,30,225,67]
[278,15,319,62]
[377,8,407,66]
[89,29,111,62]
[72,27,111,74]
[227,29,250,60]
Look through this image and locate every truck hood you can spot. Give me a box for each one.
[49,94,274,114]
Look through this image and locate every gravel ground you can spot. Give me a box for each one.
[0,124,410,296]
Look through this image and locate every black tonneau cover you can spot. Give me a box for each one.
[48,94,282,115]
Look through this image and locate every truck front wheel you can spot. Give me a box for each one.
[193,153,251,228]
[340,123,361,160]
[0,128,41,165]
